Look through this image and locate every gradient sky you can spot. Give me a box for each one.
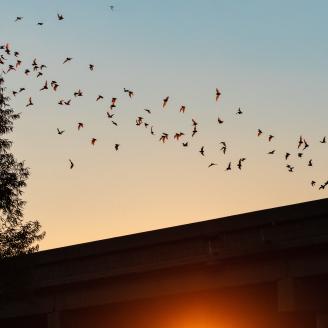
[1,0,328,250]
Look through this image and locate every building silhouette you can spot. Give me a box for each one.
[1,198,328,328]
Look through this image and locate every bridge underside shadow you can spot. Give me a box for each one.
[2,199,328,328]
[62,284,316,328]
[2,283,319,328]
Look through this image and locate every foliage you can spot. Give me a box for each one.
[0,76,45,259]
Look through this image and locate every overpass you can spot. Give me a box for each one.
[1,198,328,328]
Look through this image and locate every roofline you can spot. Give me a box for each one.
[24,198,327,264]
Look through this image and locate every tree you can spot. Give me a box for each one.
[0,76,45,259]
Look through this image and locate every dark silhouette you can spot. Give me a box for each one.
[69,159,74,169]
[0,77,45,259]
[217,116,224,124]
[215,88,221,101]
[162,96,169,108]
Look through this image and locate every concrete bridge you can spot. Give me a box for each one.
[1,198,328,328]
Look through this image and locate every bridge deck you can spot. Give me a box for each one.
[1,198,328,328]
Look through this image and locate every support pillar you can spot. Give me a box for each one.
[277,277,295,312]
[47,311,61,328]
[317,314,328,328]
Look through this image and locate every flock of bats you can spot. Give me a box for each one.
[0,11,327,191]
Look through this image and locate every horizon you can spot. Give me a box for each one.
[1,0,328,250]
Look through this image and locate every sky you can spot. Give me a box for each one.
[1,0,328,250]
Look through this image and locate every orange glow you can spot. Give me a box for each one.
[156,299,233,328]
[62,286,315,328]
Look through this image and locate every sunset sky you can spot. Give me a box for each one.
[1,0,328,250]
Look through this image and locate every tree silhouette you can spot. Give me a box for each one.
[0,76,45,259]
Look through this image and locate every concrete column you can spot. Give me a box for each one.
[277,277,295,312]
[317,314,328,328]
[47,311,61,328]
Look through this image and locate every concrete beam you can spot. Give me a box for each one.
[47,311,61,328]
[317,314,328,328]
[277,277,295,312]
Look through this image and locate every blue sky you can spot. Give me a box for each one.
[1,0,328,249]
